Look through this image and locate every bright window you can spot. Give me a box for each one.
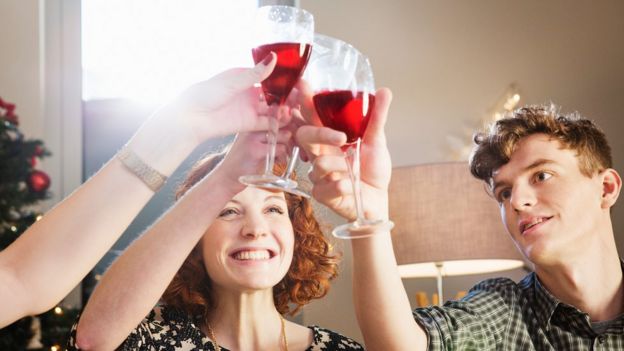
[82,0,257,104]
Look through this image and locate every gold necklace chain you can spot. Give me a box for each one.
[207,315,288,351]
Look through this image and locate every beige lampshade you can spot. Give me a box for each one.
[389,162,526,278]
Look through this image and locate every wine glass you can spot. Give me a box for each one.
[305,34,394,239]
[239,5,313,198]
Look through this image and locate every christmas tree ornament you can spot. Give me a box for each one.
[27,170,51,193]
[5,113,19,125]
[0,99,18,125]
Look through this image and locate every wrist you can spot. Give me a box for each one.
[126,107,198,177]
[363,189,390,221]
[207,163,246,198]
[117,146,168,192]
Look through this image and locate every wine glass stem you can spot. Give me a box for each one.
[344,139,365,223]
[283,146,300,179]
[264,105,280,176]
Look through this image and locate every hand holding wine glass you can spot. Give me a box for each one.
[296,89,393,219]
[150,56,279,140]
[301,34,394,238]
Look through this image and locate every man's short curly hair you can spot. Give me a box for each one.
[469,104,612,187]
[161,152,339,320]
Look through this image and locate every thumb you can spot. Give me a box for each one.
[363,87,392,144]
[253,51,278,82]
[213,52,277,94]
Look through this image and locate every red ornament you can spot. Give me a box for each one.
[27,170,51,193]
[4,102,16,114]
[5,112,19,125]
[0,99,19,125]
[30,156,37,167]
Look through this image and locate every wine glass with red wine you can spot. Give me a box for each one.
[239,5,313,198]
[305,34,394,239]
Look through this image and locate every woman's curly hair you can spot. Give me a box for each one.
[470,104,612,188]
[161,152,339,321]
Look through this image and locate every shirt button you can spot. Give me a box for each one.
[597,335,606,344]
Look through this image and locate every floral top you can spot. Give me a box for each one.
[68,305,364,350]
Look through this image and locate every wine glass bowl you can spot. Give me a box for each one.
[251,6,313,106]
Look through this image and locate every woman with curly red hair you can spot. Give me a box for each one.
[70,132,363,350]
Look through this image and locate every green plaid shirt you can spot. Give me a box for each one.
[413,273,624,350]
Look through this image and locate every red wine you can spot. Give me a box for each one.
[252,42,312,105]
[313,90,375,144]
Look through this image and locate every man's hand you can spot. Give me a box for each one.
[296,88,393,221]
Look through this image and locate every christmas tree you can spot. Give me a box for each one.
[0,97,79,350]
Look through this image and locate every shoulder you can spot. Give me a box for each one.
[135,305,196,334]
[471,276,525,293]
[412,276,530,350]
[444,276,528,315]
[466,276,526,305]
[308,326,364,350]
[412,277,523,318]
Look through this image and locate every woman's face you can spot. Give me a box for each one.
[201,186,295,292]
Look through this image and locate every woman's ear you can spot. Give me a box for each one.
[600,168,622,209]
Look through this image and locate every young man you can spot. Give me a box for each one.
[296,92,624,350]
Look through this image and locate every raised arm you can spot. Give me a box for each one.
[74,129,291,350]
[296,88,427,350]
[0,54,278,327]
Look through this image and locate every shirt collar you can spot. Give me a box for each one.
[529,259,624,331]
[529,272,561,328]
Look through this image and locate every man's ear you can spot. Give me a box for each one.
[600,168,621,209]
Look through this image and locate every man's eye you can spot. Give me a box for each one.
[535,171,552,182]
[497,189,511,202]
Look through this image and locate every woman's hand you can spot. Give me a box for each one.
[210,126,292,195]
[153,53,281,144]
[171,53,287,142]
[127,53,291,177]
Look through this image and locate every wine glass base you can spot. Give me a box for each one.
[332,219,394,239]
[239,174,311,198]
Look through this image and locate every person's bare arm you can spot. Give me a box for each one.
[0,55,279,327]
[74,130,290,350]
[296,88,427,350]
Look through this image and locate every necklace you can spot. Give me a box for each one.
[206,315,288,351]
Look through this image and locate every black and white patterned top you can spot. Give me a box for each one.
[68,305,364,350]
[414,272,624,350]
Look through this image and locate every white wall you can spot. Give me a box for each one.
[301,0,624,343]
[0,0,82,209]
[0,1,44,139]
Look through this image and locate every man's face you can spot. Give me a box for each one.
[491,133,606,265]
